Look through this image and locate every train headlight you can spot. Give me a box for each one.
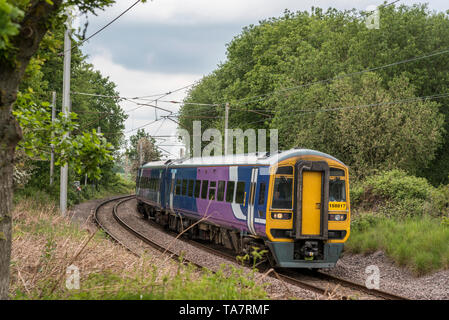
[271,212,292,220]
[329,214,347,221]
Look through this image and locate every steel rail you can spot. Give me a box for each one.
[94,196,409,300]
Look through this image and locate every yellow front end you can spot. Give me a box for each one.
[264,154,350,268]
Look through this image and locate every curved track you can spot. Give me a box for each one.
[93,196,409,300]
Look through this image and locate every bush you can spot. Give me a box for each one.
[351,169,436,217]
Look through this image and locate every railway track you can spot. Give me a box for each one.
[93,196,409,300]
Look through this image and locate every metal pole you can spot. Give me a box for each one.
[50,91,56,186]
[224,102,230,155]
[60,17,71,216]
[139,139,143,165]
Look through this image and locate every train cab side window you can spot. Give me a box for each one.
[217,181,225,201]
[175,179,181,195]
[194,180,201,198]
[201,180,208,199]
[258,182,266,205]
[182,179,188,196]
[188,180,194,197]
[226,181,235,202]
[235,181,246,204]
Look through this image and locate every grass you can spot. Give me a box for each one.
[346,214,449,275]
[10,197,269,300]
[14,173,136,208]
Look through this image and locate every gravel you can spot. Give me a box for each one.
[70,197,323,299]
[321,250,449,300]
[70,197,449,300]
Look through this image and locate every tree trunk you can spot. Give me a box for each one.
[0,0,62,299]
[0,99,22,299]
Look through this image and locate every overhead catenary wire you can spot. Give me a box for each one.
[59,0,143,56]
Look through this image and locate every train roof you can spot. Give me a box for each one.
[140,149,345,169]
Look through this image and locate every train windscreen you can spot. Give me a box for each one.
[272,177,293,209]
[329,179,346,202]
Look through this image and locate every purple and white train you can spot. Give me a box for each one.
[136,149,350,268]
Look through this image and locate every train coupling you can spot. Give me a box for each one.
[296,241,320,260]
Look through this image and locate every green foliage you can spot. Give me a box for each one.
[181,4,449,181]
[13,91,114,181]
[352,169,437,217]
[347,215,449,275]
[125,129,161,176]
[23,263,267,300]
[5,0,128,199]
[0,0,23,49]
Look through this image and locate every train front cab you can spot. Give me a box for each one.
[266,155,350,268]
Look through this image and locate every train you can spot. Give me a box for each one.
[135,149,350,268]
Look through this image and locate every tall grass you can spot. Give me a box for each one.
[347,214,449,275]
[10,198,268,300]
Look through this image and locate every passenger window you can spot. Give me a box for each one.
[188,180,194,197]
[182,179,188,196]
[217,181,225,201]
[201,180,208,199]
[194,180,201,198]
[226,181,235,202]
[235,181,246,204]
[258,182,266,205]
[175,179,181,195]
[209,183,216,200]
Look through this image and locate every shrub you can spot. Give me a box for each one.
[351,169,435,217]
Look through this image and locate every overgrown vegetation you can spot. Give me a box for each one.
[348,170,449,275]
[14,173,135,207]
[178,3,449,275]
[180,4,449,183]
[10,198,268,300]
[348,214,449,275]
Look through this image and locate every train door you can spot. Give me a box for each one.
[247,168,258,235]
[294,161,329,239]
[167,169,176,211]
[301,171,322,235]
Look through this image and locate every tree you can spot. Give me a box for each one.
[125,129,161,176]
[180,4,449,182]
[0,0,115,300]
[16,23,127,191]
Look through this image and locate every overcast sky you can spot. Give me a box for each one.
[76,0,448,158]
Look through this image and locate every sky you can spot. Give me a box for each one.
[76,0,448,159]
